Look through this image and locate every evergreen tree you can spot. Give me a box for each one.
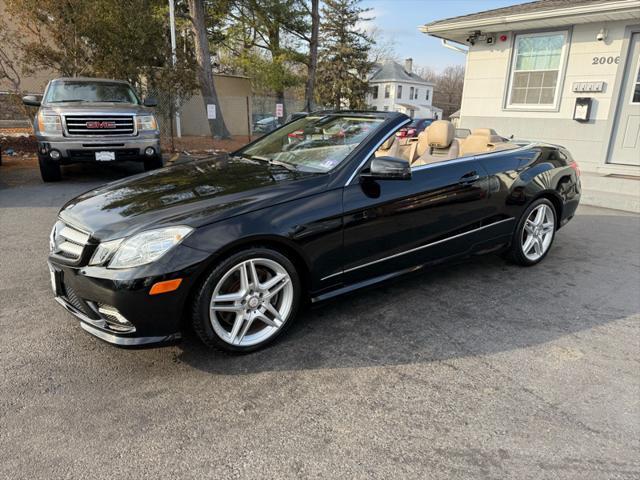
[316,0,373,110]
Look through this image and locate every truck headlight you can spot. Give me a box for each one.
[106,226,193,269]
[37,112,62,135]
[136,115,158,132]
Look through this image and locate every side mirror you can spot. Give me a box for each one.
[361,156,411,181]
[143,97,158,107]
[22,95,41,107]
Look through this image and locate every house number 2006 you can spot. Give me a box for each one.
[592,56,620,65]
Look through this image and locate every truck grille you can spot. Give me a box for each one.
[64,115,135,136]
[51,221,90,261]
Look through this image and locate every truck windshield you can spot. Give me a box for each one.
[45,82,140,104]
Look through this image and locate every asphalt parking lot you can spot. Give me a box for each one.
[1,160,639,479]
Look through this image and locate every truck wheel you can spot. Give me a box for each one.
[144,156,163,171]
[39,156,62,182]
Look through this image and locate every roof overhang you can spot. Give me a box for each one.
[420,0,640,44]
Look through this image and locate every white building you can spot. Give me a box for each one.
[366,59,443,119]
[421,0,640,212]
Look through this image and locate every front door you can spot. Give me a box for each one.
[340,158,491,285]
[610,33,640,166]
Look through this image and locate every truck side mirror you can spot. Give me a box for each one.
[22,95,41,107]
[143,97,158,107]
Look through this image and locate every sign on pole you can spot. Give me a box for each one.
[275,103,284,118]
[207,104,217,120]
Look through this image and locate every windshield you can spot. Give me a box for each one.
[45,81,140,104]
[240,114,384,173]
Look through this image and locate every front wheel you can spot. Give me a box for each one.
[506,198,557,266]
[143,156,163,171]
[39,156,62,182]
[192,248,302,353]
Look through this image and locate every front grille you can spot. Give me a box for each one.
[68,148,140,162]
[64,115,135,136]
[52,222,90,261]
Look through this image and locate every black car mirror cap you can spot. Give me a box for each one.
[361,156,412,181]
[22,95,41,107]
[143,97,158,107]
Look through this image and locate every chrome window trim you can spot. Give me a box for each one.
[344,118,411,186]
[321,217,515,281]
[411,143,532,172]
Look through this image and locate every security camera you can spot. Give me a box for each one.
[596,28,607,42]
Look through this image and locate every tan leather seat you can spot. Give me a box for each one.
[412,120,460,166]
[375,136,399,157]
[460,128,513,156]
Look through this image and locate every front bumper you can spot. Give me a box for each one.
[37,134,160,164]
[48,244,211,346]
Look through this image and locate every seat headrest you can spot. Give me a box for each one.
[427,120,454,149]
[380,136,395,151]
[471,128,498,137]
[471,128,503,143]
[416,130,430,156]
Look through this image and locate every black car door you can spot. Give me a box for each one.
[337,156,493,285]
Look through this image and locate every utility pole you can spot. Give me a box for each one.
[169,0,182,138]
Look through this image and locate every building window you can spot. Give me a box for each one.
[425,89,430,101]
[371,85,378,99]
[383,106,389,111]
[384,85,390,99]
[414,88,419,100]
[632,53,640,103]
[507,31,568,109]
[397,85,402,99]
[409,87,414,99]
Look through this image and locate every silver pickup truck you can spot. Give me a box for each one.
[23,77,162,182]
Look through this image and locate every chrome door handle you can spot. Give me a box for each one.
[459,171,480,185]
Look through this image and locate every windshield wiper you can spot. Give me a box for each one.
[49,99,87,103]
[237,153,298,171]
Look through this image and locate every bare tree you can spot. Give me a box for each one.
[303,0,319,112]
[0,24,22,92]
[368,26,398,64]
[433,65,465,118]
[188,0,231,139]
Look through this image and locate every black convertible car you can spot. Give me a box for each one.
[48,111,580,351]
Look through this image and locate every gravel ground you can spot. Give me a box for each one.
[1,161,639,479]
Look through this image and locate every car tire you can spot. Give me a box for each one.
[192,247,302,353]
[39,156,62,182]
[506,198,557,266]
[143,156,163,171]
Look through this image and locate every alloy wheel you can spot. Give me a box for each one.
[521,203,555,261]
[209,258,293,347]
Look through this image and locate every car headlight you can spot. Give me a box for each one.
[136,115,157,132]
[106,226,193,269]
[89,238,123,266]
[38,112,62,135]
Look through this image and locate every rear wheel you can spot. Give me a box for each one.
[143,156,163,171]
[192,248,301,353]
[38,156,62,182]
[506,198,556,266]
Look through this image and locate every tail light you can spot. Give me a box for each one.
[287,130,304,139]
[569,160,580,177]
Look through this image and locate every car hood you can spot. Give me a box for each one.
[59,155,327,240]
[42,103,152,116]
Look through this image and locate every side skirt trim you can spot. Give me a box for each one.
[320,217,515,281]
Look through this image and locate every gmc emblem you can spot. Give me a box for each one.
[86,121,116,129]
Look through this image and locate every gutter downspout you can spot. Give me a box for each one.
[441,39,468,54]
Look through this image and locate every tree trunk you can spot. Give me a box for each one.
[188,0,230,139]
[303,0,319,112]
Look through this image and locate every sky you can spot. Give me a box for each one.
[360,0,524,72]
